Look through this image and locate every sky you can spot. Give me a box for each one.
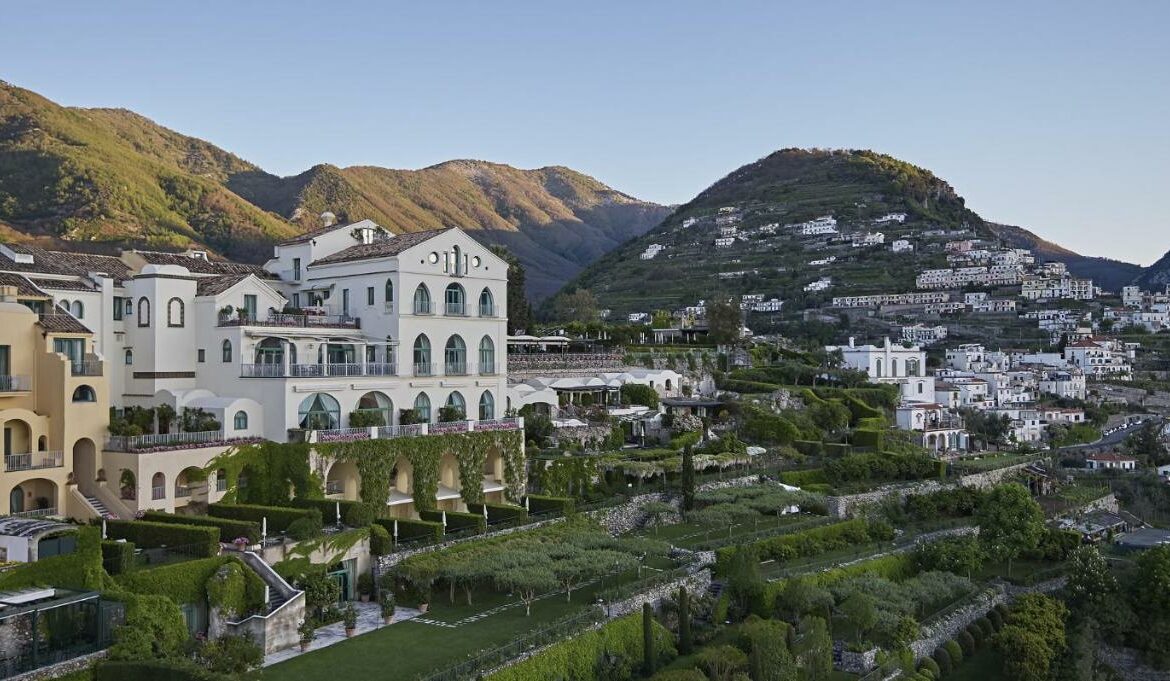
[4,1,1168,265]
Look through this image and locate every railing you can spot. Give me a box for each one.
[174,485,192,498]
[105,429,225,452]
[430,420,472,434]
[315,427,372,443]
[218,312,359,329]
[376,424,425,438]
[71,360,103,376]
[473,418,521,432]
[444,361,468,375]
[479,305,495,317]
[240,363,396,378]
[4,507,58,519]
[0,375,31,392]
[366,362,397,376]
[325,480,344,495]
[4,450,64,472]
[479,362,497,375]
[445,302,467,316]
[414,362,435,377]
[151,486,165,500]
[413,301,433,315]
[506,352,627,374]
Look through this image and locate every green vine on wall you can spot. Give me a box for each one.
[273,528,370,581]
[204,441,318,505]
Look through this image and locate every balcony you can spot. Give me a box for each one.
[4,451,64,473]
[479,362,497,376]
[105,429,227,452]
[325,479,344,495]
[444,361,469,376]
[295,418,519,444]
[240,362,397,378]
[0,375,31,393]
[413,362,435,377]
[174,485,192,498]
[445,302,467,317]
[71,360,103,377]
[479,305,496,317]
[219,311,360,329]
[413,301,433,315]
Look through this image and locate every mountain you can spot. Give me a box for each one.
[984,222,1141,292]
[1133,248,1170,291]
[0,81,667,299]
[547,148,990,317]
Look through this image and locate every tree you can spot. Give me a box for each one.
[777,579,833,621]
[1125,421,1168,466]
[641,501,675,535]
[697,645,748,681]
[793,617,832,681]
[651,310,673,328]
[555,288,600,323]
[915,535,985,578]
[977,483,1044,578]
[496,563,556,616]
[706,299,742,345]
[998,626,1053,681]
[681,445,696,512]
[678,587,692,654]
[1065,545,1116,615]
[489,245,533,334]
[1130,545,1170,666]
[839,592,877,647]
[740,616,797,681]
[622,383,660,409]
[643,601,656,676]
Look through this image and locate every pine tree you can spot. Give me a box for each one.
[678,586,692,654]
[643,601,655,675]
[681,444,696,512]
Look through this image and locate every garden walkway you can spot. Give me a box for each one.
[263,601,424,667]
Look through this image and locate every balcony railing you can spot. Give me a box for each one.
[413,301,433,315]
[219,311,360,329]
[71,360,103,376]
[414,362,435,377]
[922,416,965,431]
[444,361,468,376]
[315,427,372,443]
[479,362,497,376]
[376,424,426,439]
[4,451,64,472]
[479,305,496,317]
[5,507,58,519]
[473,417,521,432]
[105,429,226,452]
[174,485,192,498]
[0,375,31,392]
[298,418,519,444]
[240,363,397,378]
[325,480,344,495]
[445,302,467,316]
[152,486,165,500]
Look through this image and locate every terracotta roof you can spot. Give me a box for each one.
[0,272,50,298]
[0,244,132,281]
[1087,453,1136,462]
[26,277,96,292]
[310,229,450,266]
[128,250,272,277]
[36,311,92,334]
[196,274,252,297]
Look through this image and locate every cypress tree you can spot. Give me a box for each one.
[678,586,692,654]
[749,643,763,681]
[643,601,655,675]
[681,444,696,512]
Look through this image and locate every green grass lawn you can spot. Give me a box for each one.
[255,567,648,681]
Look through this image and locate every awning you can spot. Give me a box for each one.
[482,478,505,494]
[386,490,413,506]
[436,484,462,501]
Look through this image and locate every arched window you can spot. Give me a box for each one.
[479,391,495,420]
[384,279,394,305]
[445,391,466,420]
[222,339,233,363]
[413,334,432,376]
[478,288,494,316]
[875,359,883,378]
[413,284,432,314]
[478,336,495,374]
[907,358,921,377]
[233,410,248,430]
[452,245,463,275]
[414,392,432,423]
[444,335,466,374]
[124,349,133,365]
[167,297,185,327]
[445,283,466,316]
[215,468,228,492]
[72,385,97,402]
[71,300,84,319]
[151,472,166,500]
[891,358,899,377]
[298,392,341,430]
[137,297,150,327]
[356,391,393,427]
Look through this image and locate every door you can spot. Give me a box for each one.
[10,486,23,513]
[243,295,258,320]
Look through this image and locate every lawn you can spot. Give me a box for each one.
[255,567,648,681]
[636,513,828,550]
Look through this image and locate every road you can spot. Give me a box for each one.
[1059,416,1164,454]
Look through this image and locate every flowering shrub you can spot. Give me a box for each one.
[128,437,265,453]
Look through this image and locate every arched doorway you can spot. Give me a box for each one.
[9,485,23,513]
[120,470,137,501]
[2,418,32,458]
[72,438,97,493]
[325,460,361,500]
[175,467,208,509]
[8,478,58,515]
[355,392,393,427]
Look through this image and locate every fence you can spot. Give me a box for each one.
[4,450,64,473]
[0,375,30,392]
[105,430,225,452]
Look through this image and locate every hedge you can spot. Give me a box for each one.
[0,527,105,591]
[420,509,487,534]
[715,519,885,575]
[101,539,136,576]
[140,511,260,543]
[943,639,963,665]
[779,468,827,487]
[490,611,676,681]
[823,442,852,457]
[288,498,362,524]
[94,660,233,681]
[375,517,444,543]
[986,609,1004,631]
[208,502,318,531]
[105,520,219,558]
[369,523,392,556]
[917,656,941,679]
[467,502,529,524]
[851,429,884,450]
[115,555,265,611]
[792,440,823,457]
[932,647,952,677]
[526,495,575,516]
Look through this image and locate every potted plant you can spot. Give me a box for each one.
[298,618,316,652]
[415,583,431,613]
[380,592,396,625]
[343,603,358,637]
[357,573,374,603]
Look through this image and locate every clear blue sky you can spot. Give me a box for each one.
[5,1,1168,264]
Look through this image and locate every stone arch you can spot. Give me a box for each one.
[325,460,361,500]
[439,452,460,490]
[72,438,97,492]
[7,477,58,515]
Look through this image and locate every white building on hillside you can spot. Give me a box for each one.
[826,337,934,402]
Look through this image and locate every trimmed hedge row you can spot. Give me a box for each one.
[792,440,823,457]
[140,511,261,543]
[115,555,266,611]
[526,494,575,516]
[288,498,362,524]
[851,429,884,449]
[715,519,892,574]
[778,468,828,487]
[101,539,136,576]
[375,517,444,543]
[105,520,219,558]
[467,502,530,524]
[420,509,487,534]
[208,502,317,531]
[94,661,233,681]
[823,442,852,457]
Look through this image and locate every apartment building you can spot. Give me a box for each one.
[1063,338,1133,380]
[826,337,934,402]
[831,292,950,308]
[1021,276,1094,301]
[901,324,948,345]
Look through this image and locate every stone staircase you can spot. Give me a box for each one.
[84,494,115,519]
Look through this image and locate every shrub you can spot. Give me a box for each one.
[106,520,219,558]
[778,468,827,487]
[943,639,963,665]
[102,539,136,576]
[823,442,852,457]
[918,656,941,679]
[419,509,487,534]
[195,634,263,674]
[94,660,232,681]
[793,440,823,457]
[526,494,575,516]
[289,498,362,524]
[208,503,318,532]
[467,502,529,524]
[986,609,1004,631]
[975,616,994,638]
[957,629,976,656]
[932,647,952,677]
[851,429,884,450]
[369,523,392,556]
[966,623,984,647]
[343,504,376,528]
[994,603,1010,621]
[621,383,660,409]
[286,516,323,540]
[140,511,260,543]
[715,519,880,574]
[375,518,443,543]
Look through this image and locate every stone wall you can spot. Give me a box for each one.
[224,591,306,655]
[604,569,712,618]
[377,516,567,570]
[1082,493,1119,514]
[833,644,880,674]
[909,587,1007,659]
[1096,643,1170,681]
[7,651,106,681]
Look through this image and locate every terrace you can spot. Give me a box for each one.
[3,450,64,473]
[240,362,396,378]
[218,310,360,330]
[299,417,522,444]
